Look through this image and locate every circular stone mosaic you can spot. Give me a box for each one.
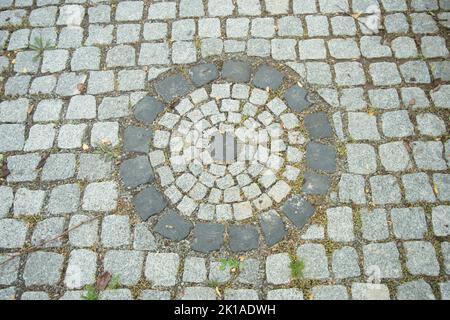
[121,60,340,253]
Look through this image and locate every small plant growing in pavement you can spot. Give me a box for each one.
[219,257,242,272]
[29,36,54,61]
[107,275,121,290]
[95,140,120,161]
[81,284,99,301]
[289,256,305,280]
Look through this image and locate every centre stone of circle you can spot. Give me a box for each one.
[124,60,339,253]
[210,132,238,164]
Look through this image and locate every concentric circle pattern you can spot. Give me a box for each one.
[122,60,340,252]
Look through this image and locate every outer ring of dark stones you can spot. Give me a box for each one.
[120,59,339,253]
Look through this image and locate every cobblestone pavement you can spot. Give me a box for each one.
[0,0,449,300]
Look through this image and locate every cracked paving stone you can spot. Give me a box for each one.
[154,209,193,241]
[133,186,167,221]
[155,74,194,102]
[191,223,225,253]
[282,195,315,228]
[228,225,259,252]
[120,156,154,189]
[259,210,287,246]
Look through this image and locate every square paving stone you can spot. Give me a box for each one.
[361,208,389,241]
[116,24,140,44]
[352,283,390,300]
[338,174,366,204]
[48,184,80,215]
[13,188,45,216]
[379,142,411,172]
[306,142,336,173]
[154,210,193,241]
[433,174,450,202]
[347,144,377,175]
[145,253,179,286]
[404,241,440,276]
[312,285,349,300]
[0,186,13,218]
[247,38,270,57]
[0,219,28,249]
[416,113,446,137]
[229,225,259,252]
[191,223,225,253]
[432,206,450,237]
[335,62,366,86]
[0,98,29,123]
[0,124,25,152]
[133,186,167,220]
[363,242,402,279]
[304,112,333,140]
[332,247,360,279]
[58,124,87,149]
[296,244,329,279]
[41,153,76,181]
[23,251,64,286]
[237,258,260,285]
[66,95,96,120]
[23,124,56,151]
[224,289,258,300]
[77,154,112,182]
[252,65,284,90]
[182,257,207,283]
[381,110,415,138]
[412,141,447,170]
[391,207,428,240]
[402,173,436,203]
[155,74,193,102]
[327,207,354,242]
[392,36,418,58]
[179,287,216,300]
[282,195,315,228]
[120,156,154,189]
[7,153,42,183]
[259,210,287,246]
[31,217,65,248]
[301,172,331,195]
[266,253,291,285]
[123,126,153,153]
[267,289,304,300]
[106,45,136,68]
[71,46,100,71]
[348,112,380,140]
[370,175,402,205]
[64,249,97,290]
[104,250,144,286]
[33,99,62,122]
[90,122,119,147]
[284,85,311,112]
[397,280,435,300]
[82,181,118,212]
[306,15,329,36]
[87,71,114,94]
[400,61,431,84]
[101,215,131,248]
[306,62,332,85]
[138,42,169,65]
[68,215,99,248]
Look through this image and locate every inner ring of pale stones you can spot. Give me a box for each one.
[152,91,306,222]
